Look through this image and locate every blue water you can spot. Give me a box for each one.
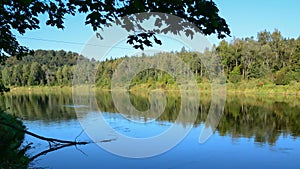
[24,112,300,169]
[1,93,299,169]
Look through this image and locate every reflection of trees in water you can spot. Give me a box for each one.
[218,96,300,145]
[0,93,76,121]
[1,92,300,144]
[96,91,300,144]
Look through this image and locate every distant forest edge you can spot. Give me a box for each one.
[1,30,300,93]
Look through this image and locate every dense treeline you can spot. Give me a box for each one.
[1,30,300,88]
[0,50,82,87]
[217,29,300,85]
[96,30,300,89]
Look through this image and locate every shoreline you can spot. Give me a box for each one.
[4,84,300,97]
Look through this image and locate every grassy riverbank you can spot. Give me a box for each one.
[5,80,300,97]
[128,79,300,96]
[8,86,73,94]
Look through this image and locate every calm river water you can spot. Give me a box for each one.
[1,91,300,169]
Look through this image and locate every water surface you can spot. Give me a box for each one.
[1,92,300,169]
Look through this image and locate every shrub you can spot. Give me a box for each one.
[229,66,242,84]
[0,110,29,168]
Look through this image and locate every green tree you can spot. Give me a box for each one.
[28,62,44,86]
[2,67,12,86]
[270,29,284,71]
[229,66,242,83]
[274,68,292,85]
[62,65,73,85]
[56,67,63,85]
[259,44,273,76]
[257,30,271,45]
[216,40,235,75]
[21,64,31,86]
[0,81,10,93]
[42,65,56,86]
[11,64,23,86]
[241,38,259,79]
[1,0,230,58]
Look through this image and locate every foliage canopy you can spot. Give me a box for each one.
[1,0,230,58]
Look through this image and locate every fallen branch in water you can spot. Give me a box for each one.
[0,121,89,147]
[0,111,91,167]
[29,143,75,161]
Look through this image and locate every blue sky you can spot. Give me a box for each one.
[16,0,300,56]
[208,0,300,43]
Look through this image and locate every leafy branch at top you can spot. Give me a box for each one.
[1,0,230,58]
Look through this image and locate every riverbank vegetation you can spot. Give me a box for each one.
[0,110,29,168]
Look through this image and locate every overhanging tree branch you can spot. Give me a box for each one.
[0,0,230,58]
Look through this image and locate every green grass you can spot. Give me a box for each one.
[8,86,73,94]
[5,80,300,97]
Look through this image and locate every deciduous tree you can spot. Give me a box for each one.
[1,0,230,58]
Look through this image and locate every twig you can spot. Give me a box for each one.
[1,119,91,163]
[75,129,85,142]
[0,121,89,145]
[29,143,74,161]
[75,144,89,157]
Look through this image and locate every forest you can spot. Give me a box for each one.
[1,30,300,90]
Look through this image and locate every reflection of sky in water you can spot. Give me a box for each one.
[23,114,300,169]
[101,112,173,138]
[2,93,298,168]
